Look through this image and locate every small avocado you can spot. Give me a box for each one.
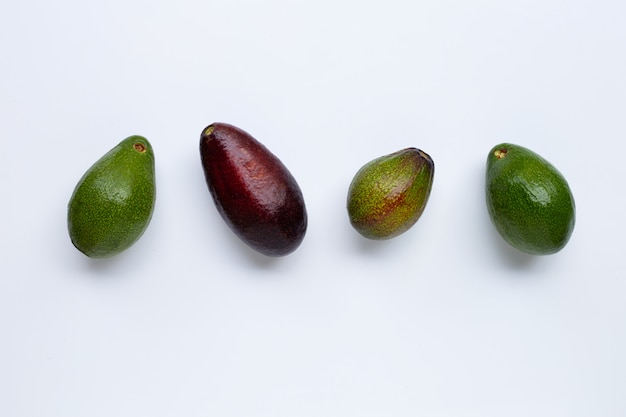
[67,136,156,258]
[485,143,575,255]
[347,148,434,240]
[200,123,307,257]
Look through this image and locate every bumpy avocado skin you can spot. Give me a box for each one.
[347,148,434,240]
[485,143,575,255]
[67,136,156,258]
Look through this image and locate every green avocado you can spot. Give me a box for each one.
[485,143,575,255]
[67,136,156,258]
[347,148,434,240]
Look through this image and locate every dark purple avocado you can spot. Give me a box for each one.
[200,122,307,257]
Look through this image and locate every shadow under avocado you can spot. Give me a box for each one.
[77,248,141,278]
[486,221,538,270]
[351,223,416,259]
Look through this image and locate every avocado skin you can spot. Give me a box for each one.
[347,148,434,240]
[200,123,307,257]
[67,136,156,258]
[485,143,575,255]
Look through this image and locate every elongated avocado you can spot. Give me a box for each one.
[200,123,307,257]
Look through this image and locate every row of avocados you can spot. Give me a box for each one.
[66,123,576,259]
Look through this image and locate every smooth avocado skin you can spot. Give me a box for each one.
[200,123,307,257]
[67,136,156,258]
[485,143,575,255]
[347,148,434,240]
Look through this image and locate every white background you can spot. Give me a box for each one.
[1,0,625,416]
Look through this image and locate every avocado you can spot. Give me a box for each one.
[347,148,434,240]
[67,136,156,258]
[200,123,307,257]
[485,143,575,255]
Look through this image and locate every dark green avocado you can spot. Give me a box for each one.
[485,143,575,255]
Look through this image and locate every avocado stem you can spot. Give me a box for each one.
[203,125,216,137]
[494,148,508,159]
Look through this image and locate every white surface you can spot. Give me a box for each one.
[1,0,625,416]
